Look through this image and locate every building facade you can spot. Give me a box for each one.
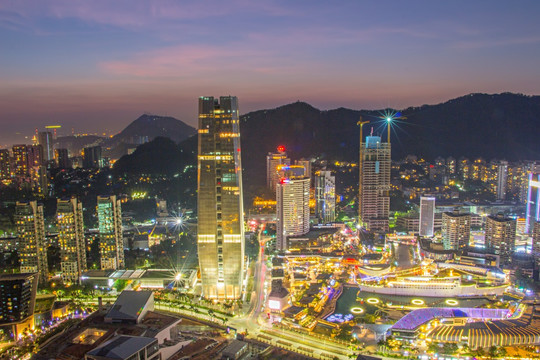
[442,209,471,250]
[359,135,391,233]
[98,195,124,270]
[38,131,54,163]
[0,273,38,338]
[197,96,244,300]
[15,201,49,284]
[485,214,516,264]
[314,170,336,224]
[57,197,86,284]
[525,172,540,234]
[419,196,435,237]
[266,148,290,192]
[276,176,310,250]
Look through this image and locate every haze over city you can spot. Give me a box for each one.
[2,0,540,145]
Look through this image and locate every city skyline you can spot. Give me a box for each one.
[1,1,540,145]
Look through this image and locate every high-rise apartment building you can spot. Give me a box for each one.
[57,197,86,284]
[276,176,310,250]
[442,208,471,250]
[266,147,290,192]
[12,145,29,177]
[419,196,435,237]
[359,135,391,233]
[197,96,244,300]
[0,273,38,338]
[83,146,103,168]
[38,131,54,162]
[525,172,540,234]
[295,159,311,181]
[485,213,516,264]
[26,145,43,168]
[0,149,10,179]
[98,195,124,270]
[55,148,70,169]
[15,201,48,284]
[314,170,336,224]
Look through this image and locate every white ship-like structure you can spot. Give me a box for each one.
[357,263,509,297]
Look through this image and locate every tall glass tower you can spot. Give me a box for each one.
[98,195,124,270]
[197,96,244,300]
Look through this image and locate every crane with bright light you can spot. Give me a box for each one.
[378,110,407,143]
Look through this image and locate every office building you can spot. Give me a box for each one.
[419,196,435,237]
[98,195,124,270]
[485,213,516,264]
[0,273,38,338]
[495,160,508,201]
[525,172,540,234]
[359,135,391,233]
[266,147,290,192]
[38,131,54,162]
[0,149,10,179]
[57,197,86,284]
[83,146,103,168]
[12,144,29,177]
[314,170,336,224]
[276,176,310,250]
[55,148,70,169]
[442,208,471,250]
[197,96,244,300]
[15,201,49,284]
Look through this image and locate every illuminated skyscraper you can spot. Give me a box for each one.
[98,195,124,270]
[359,135,391,233]
[38,131,54,162]
[15,201,48,284]
[315,170,336,224]
[12,145,29,177]
[266,147,290,192]
[0,273,38,338]
[485,213,516,264]
[197,96,244,300]
[419,196,435,237]
[57,197,86,284]
[0,149,10,179]
[525,172,540,234]
[442,208,471,250]
[276,175,310,251]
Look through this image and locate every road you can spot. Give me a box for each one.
[395,243,415,270]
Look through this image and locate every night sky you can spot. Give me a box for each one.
[1,0,540,146]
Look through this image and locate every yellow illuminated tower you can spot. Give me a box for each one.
[57,197,86,285]
[197,96,244,300]
[98,195,124,270]
[15,201,49,285]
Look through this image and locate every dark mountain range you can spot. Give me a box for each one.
[114,93,540,192]
[106,114,196,146]
[54,114,196,158]
[238,93,540,186]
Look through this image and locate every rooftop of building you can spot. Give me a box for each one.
[269,287,289,299]
[0,272,37,281]
[222,339,248,356]
[86,335,156,359]
[105,291,153,321]
[392,307,510,331]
